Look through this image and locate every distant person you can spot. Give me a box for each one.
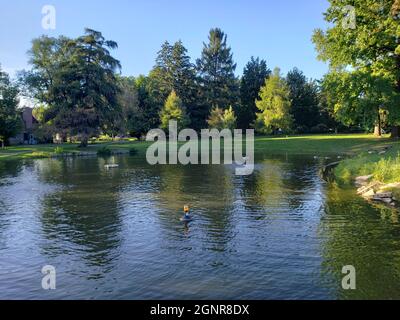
[183,206,191,220]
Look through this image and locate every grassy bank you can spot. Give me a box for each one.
[253,134,395,155]
[335,144,400,185]
[0,140,152,161]
[333,140,400,208]
[0,133,397,162]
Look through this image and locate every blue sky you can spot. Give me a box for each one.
[0,0,329,80]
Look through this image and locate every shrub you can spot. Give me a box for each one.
[97,146,112,156]
[23,152,51,159]
[97,135,114,142]
[310,123,329,134]
[296,125,310,134]
[54,146,64,154]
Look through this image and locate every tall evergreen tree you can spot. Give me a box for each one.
[238,57,271,129]
[134,74,162,134]
[22,29,121,146]
[150,40,203,129]
[255,68,293,134]
[196,28,239,112]
[160,90,190,131]
[207,105,237,130]
[286,68,320,132]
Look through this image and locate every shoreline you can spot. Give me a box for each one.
[355,177,400,209]
[333,144,400,210]
[0,134,395,162]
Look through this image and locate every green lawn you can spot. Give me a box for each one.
[0,133,397,161]
[253,134,396,155]
[0,140,151,160]
[2,133,400,185]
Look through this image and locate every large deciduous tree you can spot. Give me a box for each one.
[238,57,271,129]
[313,0,400,137]
[0,67,21,147]
[321,70,396,135]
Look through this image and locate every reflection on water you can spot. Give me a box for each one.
[0,154,399,299]
[321,185,400,299]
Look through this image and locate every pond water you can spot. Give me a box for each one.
[0,154,400,300]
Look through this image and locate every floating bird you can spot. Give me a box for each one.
[105,164,119,169]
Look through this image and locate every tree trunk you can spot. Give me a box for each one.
[374,110,382,137]
[1,140,4,149]
[374,125,381,137]
[391,126,400,139]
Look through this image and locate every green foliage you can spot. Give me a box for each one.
[310,123,330,134]
[134,74,161,133]
[335,152,400,185]
[207,107,224,129]
[149,41,205,130]
[22,151,51,159]
[197,28,239,111]
[207,105,237,130]
[22,29,121,147]
[255,68,293,134]
[238,57,271,129]
[32,104,48,123]
[0,134,395,161]
[222,106,237,130]
[97,146,112,156]
[321,70,398,131]
[115,76,145,137]
[160,91,190,131]
[54,146,64,154]
[0,67,21,147]
[313,0,400,131]
[32,104,54,143]
[286,68,320,132]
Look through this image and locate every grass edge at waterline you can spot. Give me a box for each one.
[335,147,400,185]
[0,133,397,162]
